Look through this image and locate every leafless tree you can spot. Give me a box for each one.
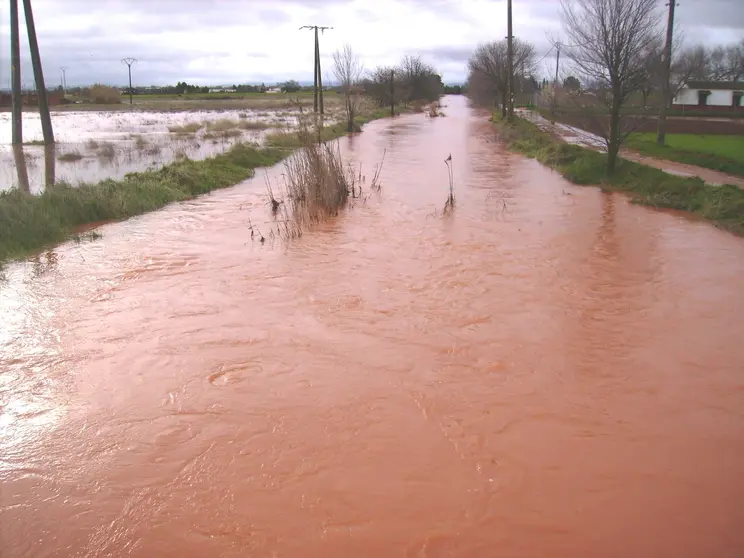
[333,44,364,133]
[397,55,443,104]
[710,40,744,81]
[639,36,664,107]
[467,39,536,117]
[560,0,662,174]
[364,65,405,109]
[670,45,710,99]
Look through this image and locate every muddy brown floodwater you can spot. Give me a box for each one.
[2,95,744,558]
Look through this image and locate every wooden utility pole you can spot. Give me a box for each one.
[12,145,30,192]
[300,25,333,114]
[657,1,677,145]
[506,0,514,120]
[23,0,54,144]
[553,43,561,107]
[10,0,22,145]
[122,58,137,105]
[390,69,395,117]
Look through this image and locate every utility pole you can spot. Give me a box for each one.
[506,0,514,121]
[657,1,677,146]
[300,25,333,114]
[23,0,54,144]
[122,58,137,105]
[390,69,395,117]
[60,66,68,94]
[553,43,561,110]
[10,0,22,144]
[316,29,324,115]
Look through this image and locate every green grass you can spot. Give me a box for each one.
[0,143,285,263]
[625,133,744,178]
[0,105,394,265]
[495,114,744,237]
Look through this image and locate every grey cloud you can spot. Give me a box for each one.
[6,0,742,88]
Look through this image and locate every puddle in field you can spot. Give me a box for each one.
[0,109,341,193]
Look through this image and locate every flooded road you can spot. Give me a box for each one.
[2,95,744,557]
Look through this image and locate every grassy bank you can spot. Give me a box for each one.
[0,107,393,265]
[624,133,744,178]
[494,114,744,236]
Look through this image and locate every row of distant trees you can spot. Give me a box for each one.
[327,48,445,132]
[465,0,743,174]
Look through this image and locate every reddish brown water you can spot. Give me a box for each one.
[3,96,744,558]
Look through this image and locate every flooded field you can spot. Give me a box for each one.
[0,108,329,193]
[2,96,744,557]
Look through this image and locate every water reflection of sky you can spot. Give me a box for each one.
[0,260,68,474]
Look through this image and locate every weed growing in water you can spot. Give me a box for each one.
[168,122,203,134]
[86,139,100,150]
[97,142,116,160]
[206,119,240,132]
[58,151,84,162]
[239,120,271,131]
[204,129,242,140]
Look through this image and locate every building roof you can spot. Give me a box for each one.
[685,80,744,91]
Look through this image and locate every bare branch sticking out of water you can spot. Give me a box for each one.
[264,174,283,215]
[370,149,386,192]
[443,153,455,215]
[485,190,508,213]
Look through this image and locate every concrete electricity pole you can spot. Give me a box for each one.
[122,58,137,105]
[10,0,23,144]
[657,1,677,146]
[23,0,54,144]
[506,0,514,120]
[60,66,68,94]
[300,25,333,114]
[10,0,54,145]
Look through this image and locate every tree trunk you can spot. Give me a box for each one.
[606,103,621,174]
[346,96,354,133]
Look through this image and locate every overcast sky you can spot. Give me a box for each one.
[0,0,742,88]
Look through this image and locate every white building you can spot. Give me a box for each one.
[673,81,743,110]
